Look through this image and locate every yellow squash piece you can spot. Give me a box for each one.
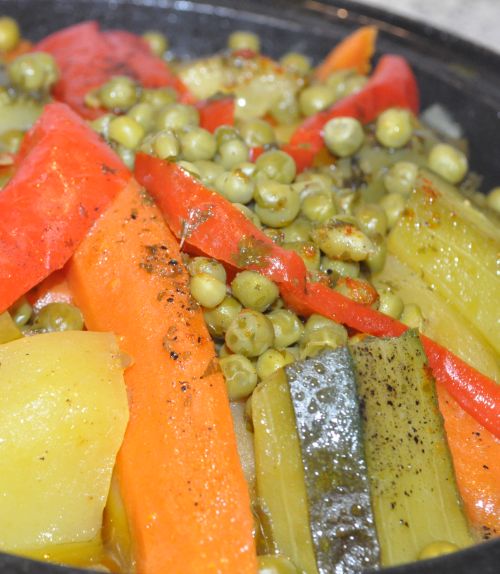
[388,169,500,353]
[0,331,129,555]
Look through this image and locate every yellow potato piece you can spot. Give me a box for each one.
[0,331,129,553]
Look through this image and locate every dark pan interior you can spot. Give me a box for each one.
[0,1,499,573]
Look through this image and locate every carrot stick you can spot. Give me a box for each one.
[66,180,257,574]
[314,26,378,82]
[437,386,500,540]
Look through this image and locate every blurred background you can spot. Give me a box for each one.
[358,0,500,52]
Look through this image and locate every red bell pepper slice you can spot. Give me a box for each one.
[134,153,307,289]
[289,54,419,169]
[34,21,187,119]
[198,97,235,133]
[0,102,131,313]
[135,154,500,439]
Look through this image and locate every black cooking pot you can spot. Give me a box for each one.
[0,1,499,573]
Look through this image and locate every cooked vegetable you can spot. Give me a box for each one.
[34,21,185,119]
[231,270,280,312]
[252,370,318,574]
[286,347,380,573]
[350,330,473,566]
[0,16,20,52]
[66,180,257,573]
[323,116,365,157]
[314,25,377,81]
[375,107,413,149]
[228,30,260,53]
[0,102,131,314]
[0,331,128,554]
[0,311,22,343]
[428,143,468,184]
[388,169,500,354]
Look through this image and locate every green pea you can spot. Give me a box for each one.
[300,322,348,359]
[418,541,459,560]
[256,348,294,380]
[263,227,284,244]
[323,117,364,158]
[320,256,360,279]
[0,312,23,344]
[255,150,296,184]
[375,108,414,149]
[299,84,335,116]
[269,94,300,125]
[194,160,225,187]
[152,130,180,159]
[295,171,333,194]
[0,129,24,154]
[0,16,20,52]
[190,273,227,308]
[215,125,241,148]
[233,202,262,228]
[401,303,424,330]
[203,296,242,337]
[32,303,84,332]
[215,169,255,204]
[239,118,276,147]
[228,30,260,53]
[108,116,145,149]
[301,190,337,222]
[176,160,202,179]
[281,217,312,242]
[312,218,374,261]
[231,271,279,312]
[267,309,304,349]
[254,180,301,228]
[379,192,406,229]
[486,187,500,214]
[344,74,368,96]
[218,138,249,169]
[233,161,257,178]
[428,143,468,184]
[127,102,155,132]
[8,52,59,93]
[378,291,404,319]
[355,203,388,237]
[384,161,418,195]
[365,236,387,274]
[141,87,177,108]
[188,257,226,282]
[280,52,311,75]
[225,309,275,357]
[116,145,136,169]
[325,69,366,101]
[220,354,258,400]
[303,313,340,334]
[257,553,300,573]
[156,103,200,132]
[99,76,138,112]
[179,127,216,161]
[142,31,168,56]
[9,297,32,327]
[283,241,320,271]
[90,113,114,138]
[218,343,233,358]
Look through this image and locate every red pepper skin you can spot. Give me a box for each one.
[34,21,187,119]
[134,154,307,289]
[289,55,420,168]
[282,281,500,438]
[0,102,131,313]
[135,155,499,437]
[197,97,235,133]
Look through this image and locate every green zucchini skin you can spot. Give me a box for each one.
[286,346,380,574]
[350,330,473,566]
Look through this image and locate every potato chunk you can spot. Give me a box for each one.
[0,331,129,552]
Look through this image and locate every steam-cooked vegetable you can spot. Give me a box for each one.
[350,330,473,566]
[286,347,380,573]
[388,169,500,354]
[0,331,129,555]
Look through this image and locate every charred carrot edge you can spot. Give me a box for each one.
[66,179,257,574]
[437,386,500,539]
[314,25,378,81]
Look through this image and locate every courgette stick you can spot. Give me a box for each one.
[286,347,380,573]
[252,370,319,574]
[388,169,500,354]
[350,330,473,566]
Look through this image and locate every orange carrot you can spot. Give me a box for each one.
[437,386,500,540]
[314,26,378,81]
[66,179,257,574]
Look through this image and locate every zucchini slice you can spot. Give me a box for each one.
[286,346,380,573]
[350,330,473,566]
